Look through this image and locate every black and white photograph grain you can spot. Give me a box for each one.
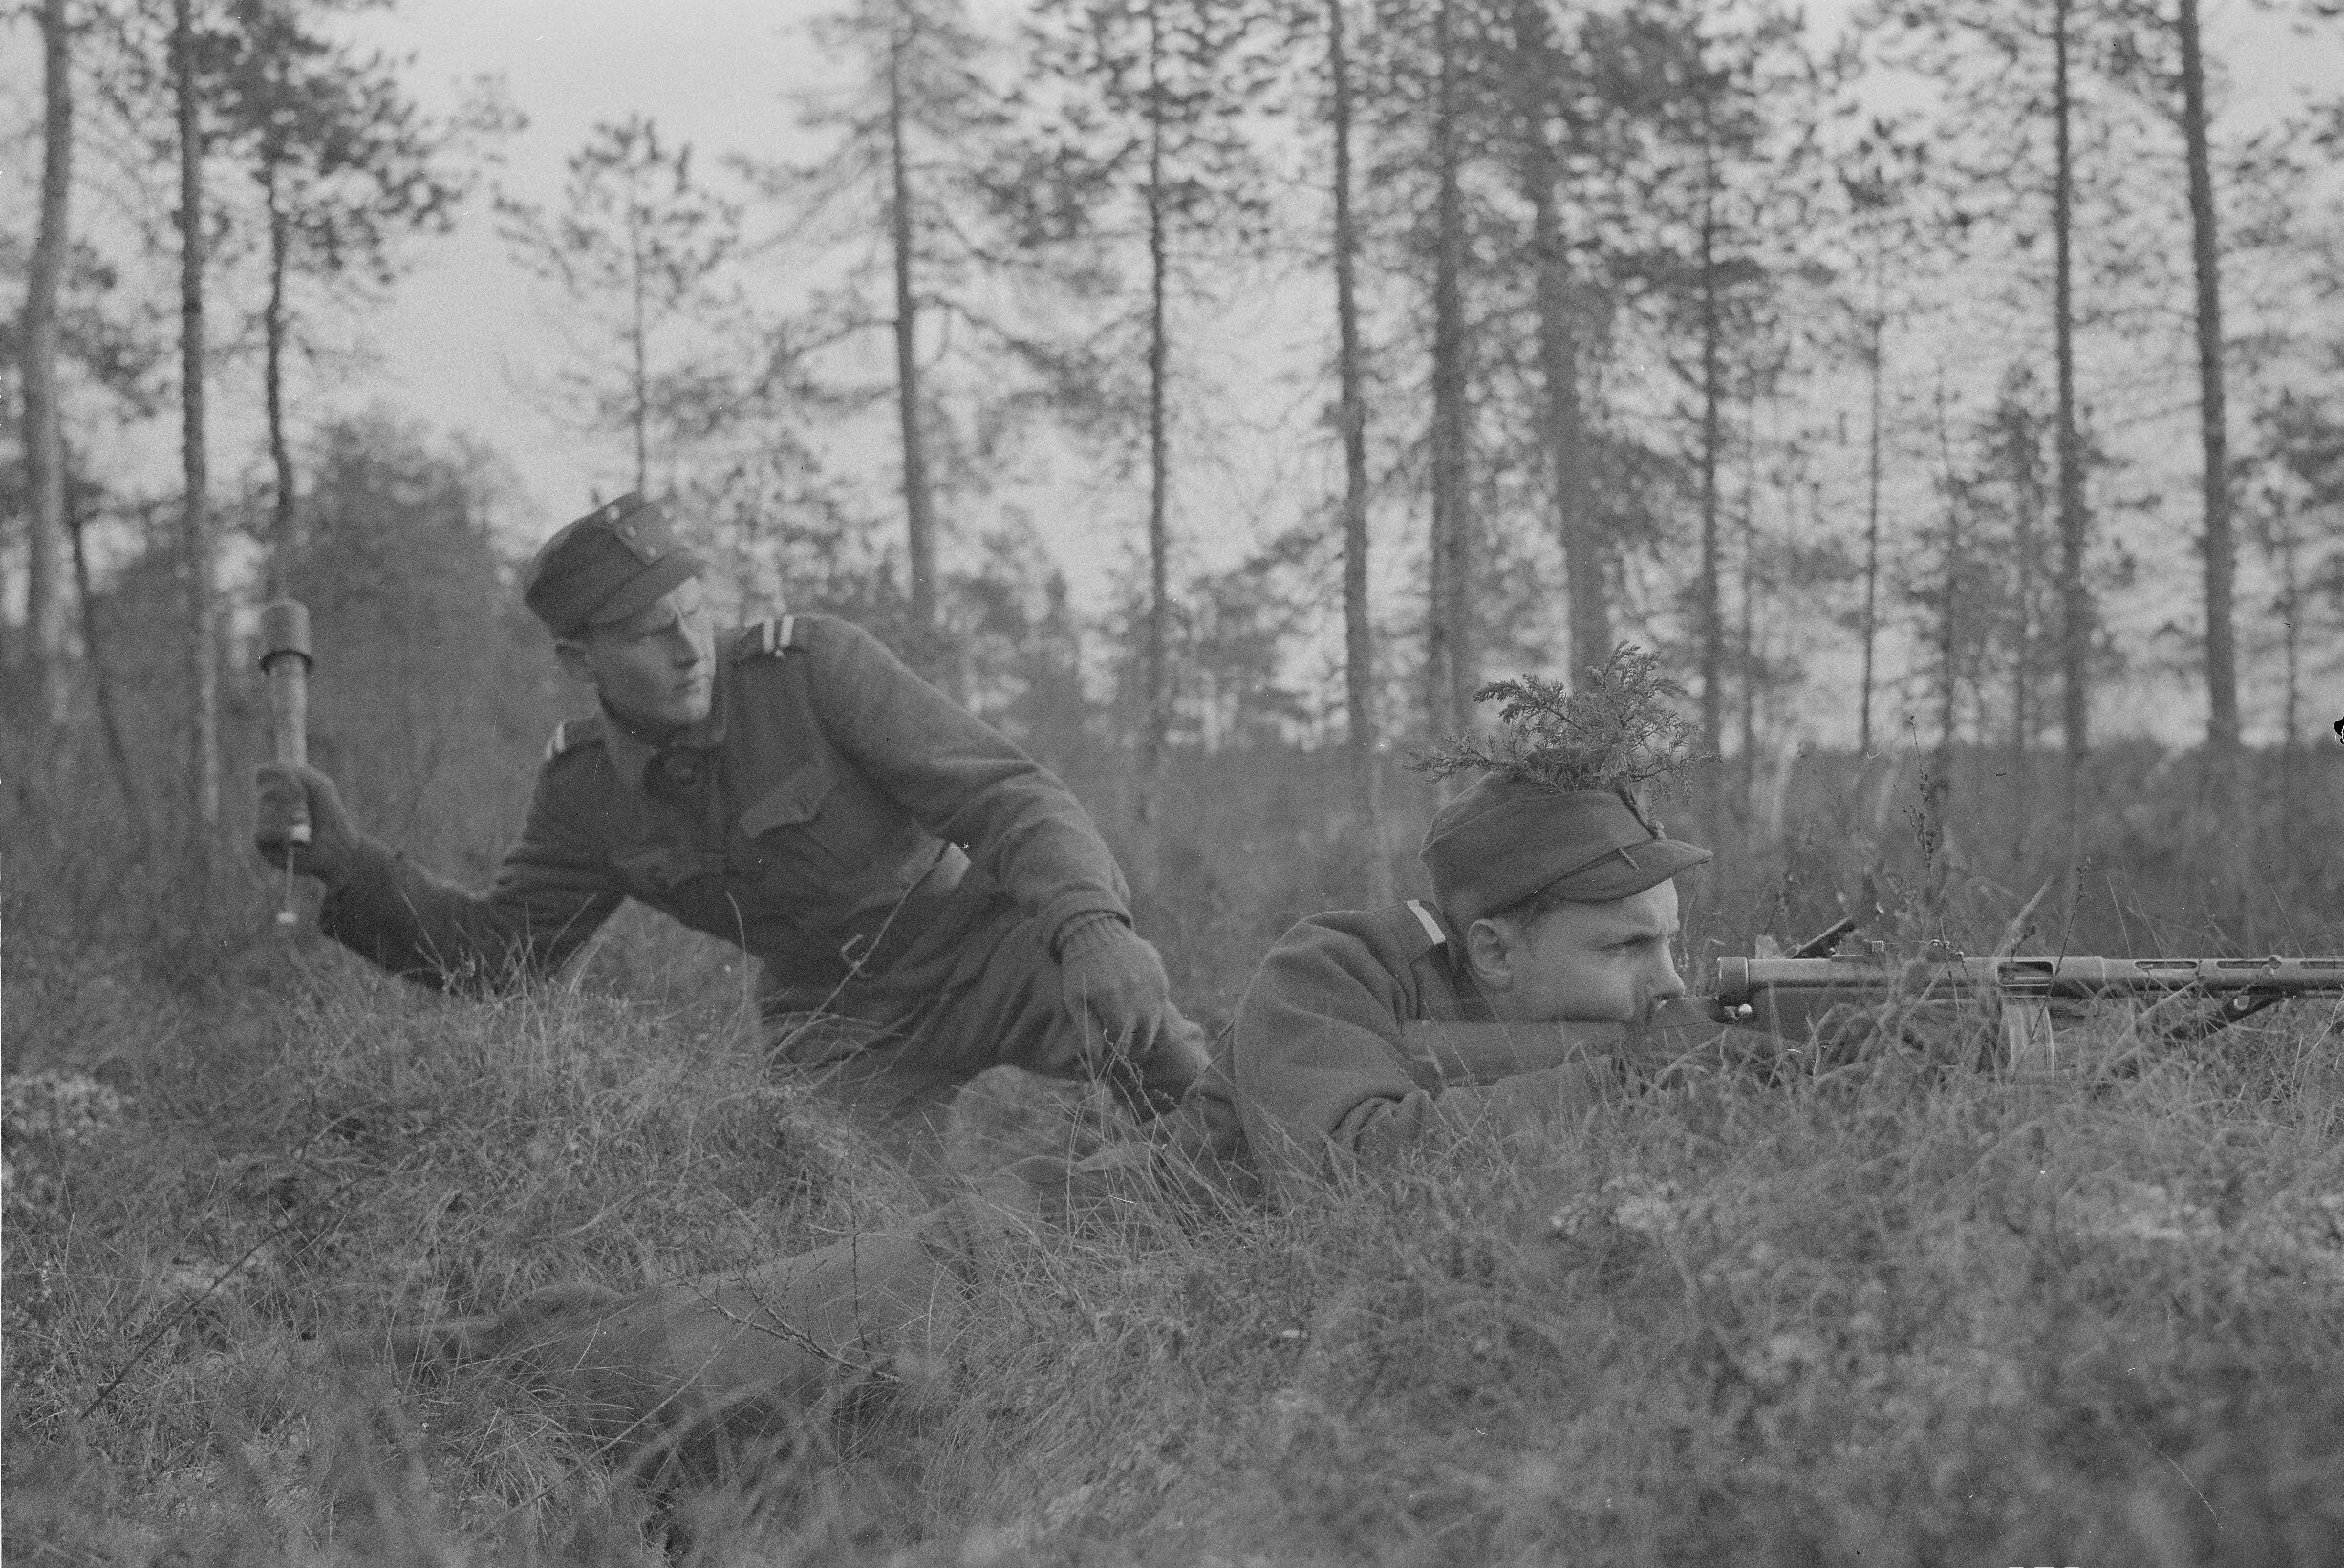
[3,0,2341,1562]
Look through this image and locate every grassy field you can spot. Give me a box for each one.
[6,866,2341,1566]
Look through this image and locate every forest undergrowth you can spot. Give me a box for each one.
[6,742,2342,1565]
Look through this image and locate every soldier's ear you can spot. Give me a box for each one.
[552,638,599,689]
[1465,917,1515,992]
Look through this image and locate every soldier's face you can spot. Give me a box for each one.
[560,580,717,729]
[1469,880,1686,1026]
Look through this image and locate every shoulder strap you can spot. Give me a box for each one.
[543,715,606,763]
[1359,899,1449,962]
[732,614,797,663]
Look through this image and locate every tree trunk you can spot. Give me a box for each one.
[2176,0,2238,782]
[175,0,220,882]
[1924,376,1962,893]
[1139,0,1172,837]
[2278,520,2296,844]
[1696,117,1725,845]
[2010,410,2040,864]
[629,213,650,495]
[22,0,74,732]
[1426,0,1473,736]
[1326,0,1390,905]
[1859,283,1882,757]
[889,11,938,644]
[68,466,151,857]
[263,151,298,594]
[1735,409,1758,826]
[2274,517,2299,850]
[2053,0,2090,845]
[1514,0,1607,679]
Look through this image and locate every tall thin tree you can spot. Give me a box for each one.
[1323,0,1390,902]
[2174,0,2237,784]
[498,118,741,498]
[1140,0,1174,808]
[1425,0,1474,737]
[885,5,941,639]
[1013,0,1270,839]
[2052,0,2092,847]
[1694,87,1727,841]
[1860,263,1883,756]
[21,0,75,735]
[174,0,221,878]
[222,0,472,591]
[1511,0,1609,679]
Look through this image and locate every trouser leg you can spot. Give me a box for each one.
[396,1180,1039,1484]
[890,911,1210,1114]
[766,910,1211,1167]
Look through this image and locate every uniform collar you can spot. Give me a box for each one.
[1392,899,1495,1022]
[599,672,730,796]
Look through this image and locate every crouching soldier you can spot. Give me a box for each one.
[254,493,1209,1142]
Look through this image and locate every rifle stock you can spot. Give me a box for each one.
[1395,1020,1627,1089]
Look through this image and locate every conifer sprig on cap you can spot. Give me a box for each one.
[1411,644,1697,798]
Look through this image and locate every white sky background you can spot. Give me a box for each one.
[4,0,2339,748]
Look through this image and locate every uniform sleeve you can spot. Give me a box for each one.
[317,759,626,996]
[1231,913,1614,1189]
[797,617,1129,938]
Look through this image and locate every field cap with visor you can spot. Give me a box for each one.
[1422,772,1711,930]
[523,493,705,640]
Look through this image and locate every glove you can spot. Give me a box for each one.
[253,762,369,888]
[1056,913,1172,1063]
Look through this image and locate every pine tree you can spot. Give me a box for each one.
[19,0,75,738]
[1322,0,1386,895]
[173,0,221,892]
[498,118,742,497]
[998,0,1272,842]
[770,0,1009,666]
[213,0,481,588]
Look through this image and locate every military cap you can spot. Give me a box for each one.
[1422,772,1710,928]
[523,493,705,639]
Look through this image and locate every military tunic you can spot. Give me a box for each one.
[321,613,1176,1104]
[1229,900,1624,1194]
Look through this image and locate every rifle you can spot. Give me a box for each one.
[1396,1020,1627,1089]
[1711,916,2344,1070]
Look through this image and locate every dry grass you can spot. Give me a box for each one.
[7,722,2342,1564]
[8,896,2340,1565]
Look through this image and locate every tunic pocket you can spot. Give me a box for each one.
[613,844,726,892]
[739,756,921,887]
[738,761,834,838]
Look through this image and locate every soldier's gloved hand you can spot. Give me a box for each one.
[253,762,367,888]
[1056,913,1172,1062]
